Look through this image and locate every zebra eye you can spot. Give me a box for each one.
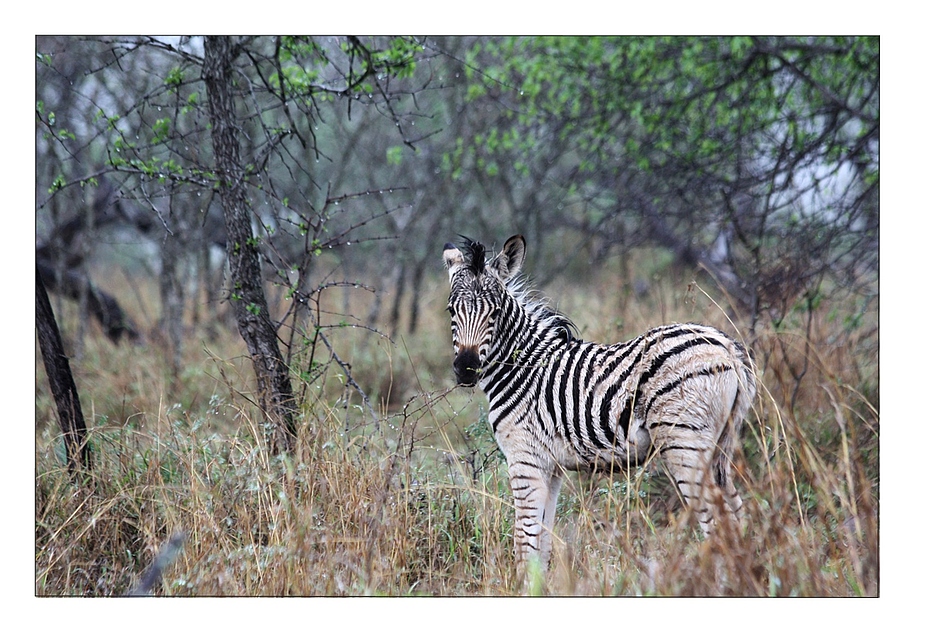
[446,304,456,316]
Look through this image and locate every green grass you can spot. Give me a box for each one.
[35,266,878,597]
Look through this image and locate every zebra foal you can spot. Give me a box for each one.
[443,234,756,571]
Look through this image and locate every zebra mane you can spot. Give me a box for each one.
[459,236,487,276]
[504,268,580,343]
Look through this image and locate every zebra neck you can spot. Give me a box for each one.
[483,308,567,391]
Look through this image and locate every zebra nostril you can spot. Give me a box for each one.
[453,349,481,386]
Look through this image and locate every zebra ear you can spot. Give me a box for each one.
[443,243,465,276]
[493,235,526,281]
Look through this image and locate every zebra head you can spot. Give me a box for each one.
[443,235,526,386]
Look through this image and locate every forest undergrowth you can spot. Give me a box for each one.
[35,264,879,597]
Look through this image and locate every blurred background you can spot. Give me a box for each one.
[36,36,878,352]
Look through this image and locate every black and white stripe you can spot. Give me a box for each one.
[443,235,756,570]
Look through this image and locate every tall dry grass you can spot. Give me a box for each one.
[35,262,878,596]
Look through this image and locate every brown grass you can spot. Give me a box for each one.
[35,264,878,597]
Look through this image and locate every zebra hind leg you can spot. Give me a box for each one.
[712,446,745,531]
[658,440,718,536]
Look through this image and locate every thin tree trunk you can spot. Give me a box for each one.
[388,261,407,336]
[159,218,184,383]
[36,264,91,473]
[36,256,140,344]
[203,36,297,453]
[407,259,426,334]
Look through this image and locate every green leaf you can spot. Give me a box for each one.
[165,66,184,88]
[386,145,403,166]
[152,117,171,144]
[48,174,66,194]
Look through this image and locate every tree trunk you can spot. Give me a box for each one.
[36,256,140,344]
[203,36,298,453]
[159,208,185,383]
[36,264,91,473]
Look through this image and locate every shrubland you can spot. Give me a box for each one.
[35,253,878,597]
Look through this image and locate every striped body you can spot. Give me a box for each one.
[444,235,756,571]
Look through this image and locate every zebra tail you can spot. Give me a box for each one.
[713,361,755,490]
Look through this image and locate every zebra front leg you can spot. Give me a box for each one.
[508,460,557,570]
[538,470,564,565]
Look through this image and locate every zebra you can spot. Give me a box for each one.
[442,234,756,571]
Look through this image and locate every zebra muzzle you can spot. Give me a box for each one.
[453,348,481,387]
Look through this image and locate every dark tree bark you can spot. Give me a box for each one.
[36,256,140,344]
[203,36,298,453]
[36,265,91,473]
